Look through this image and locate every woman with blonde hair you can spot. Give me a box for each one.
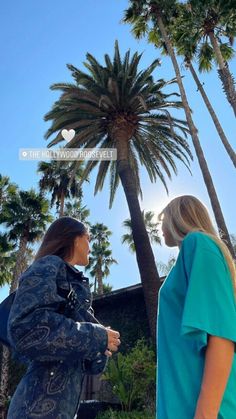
[157,195,236,419]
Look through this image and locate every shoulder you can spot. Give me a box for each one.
[183,231,210,245]
[31,254,66,271]
[34,254,65,266]
[182,231,219,250]
[182,231,221,255]
[19,255,66,283]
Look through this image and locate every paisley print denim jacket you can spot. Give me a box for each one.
[7,255,108,374]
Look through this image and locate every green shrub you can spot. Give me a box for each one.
[102,339,156,412]
[96,408,155,419]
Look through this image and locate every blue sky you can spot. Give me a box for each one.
[0,0,235,302]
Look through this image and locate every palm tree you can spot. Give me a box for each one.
[126,3,236,167]
[122,210,161,252]
[0,239,35,288]
[0,234,16,287]
[0,174,17,211]
[90,223,112,245]
[102,283,113,294]
[174,0,236,116]
[124,0,235,259]
[64,199,90,223]
[43,41,192,339]
[0,189,52,412]
[38,160,85,217]
[157,255,176,276]
[0,189,52,292]
[86,242,117,295]
[90,282,113,297]
[86,223,116,295]
[0,237,34,415]
[187,61,236,167]
[168,10,236,168]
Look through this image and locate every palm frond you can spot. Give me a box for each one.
[44,40,192,207]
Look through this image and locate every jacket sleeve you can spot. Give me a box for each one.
[8,255,108,363]
[82,354,108,375]
[76,304,109,374]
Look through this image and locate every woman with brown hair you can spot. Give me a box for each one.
[157,195,236,419]
[7,217,120,419]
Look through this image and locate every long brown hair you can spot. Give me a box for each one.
[159,195,236,294]
[35,217,87,261]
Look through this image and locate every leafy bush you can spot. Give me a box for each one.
[102,339,156,412]
[96,408,155,419]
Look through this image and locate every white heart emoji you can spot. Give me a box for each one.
[61,129,75,142]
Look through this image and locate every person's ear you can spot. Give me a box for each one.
[74,236,81,248]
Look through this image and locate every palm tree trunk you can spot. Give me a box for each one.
[188,61,236,168]
[67,161,79,190]
[115,131,161,342]
[97,259,103,295]
[94,276,97,294]
[0,345,10,418]
[208,31,236,117]
[155,13,235,259]
[0,235,28,413]
[10,235,28,292]
[59,192,65,217]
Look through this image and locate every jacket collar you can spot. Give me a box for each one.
[64,261,89,283]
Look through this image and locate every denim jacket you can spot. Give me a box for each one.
[7,255,108,418]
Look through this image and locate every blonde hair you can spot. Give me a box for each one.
[159,195,236,294]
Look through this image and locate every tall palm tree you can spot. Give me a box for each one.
[43,42,192,339]
[125,2,236,166]
[122,210,161,252]
[86,223,116,295]
[86,242,117,295]
[64,199,90,223]
[124,0,235,259]
[38,160,85,217]
[187,61,236,167]
[168,10,236,168]
[0,189,52,412]
[174,0,236,116]
[90,223,112,245]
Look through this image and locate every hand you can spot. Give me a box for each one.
[104,349,112,357]
[105,327,121,356]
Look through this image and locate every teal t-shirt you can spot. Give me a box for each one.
[157,231,236,419]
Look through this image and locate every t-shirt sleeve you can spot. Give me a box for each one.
[180,233,236,352]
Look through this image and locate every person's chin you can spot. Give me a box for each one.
[77,258,89,266]
[83,258,89,266]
